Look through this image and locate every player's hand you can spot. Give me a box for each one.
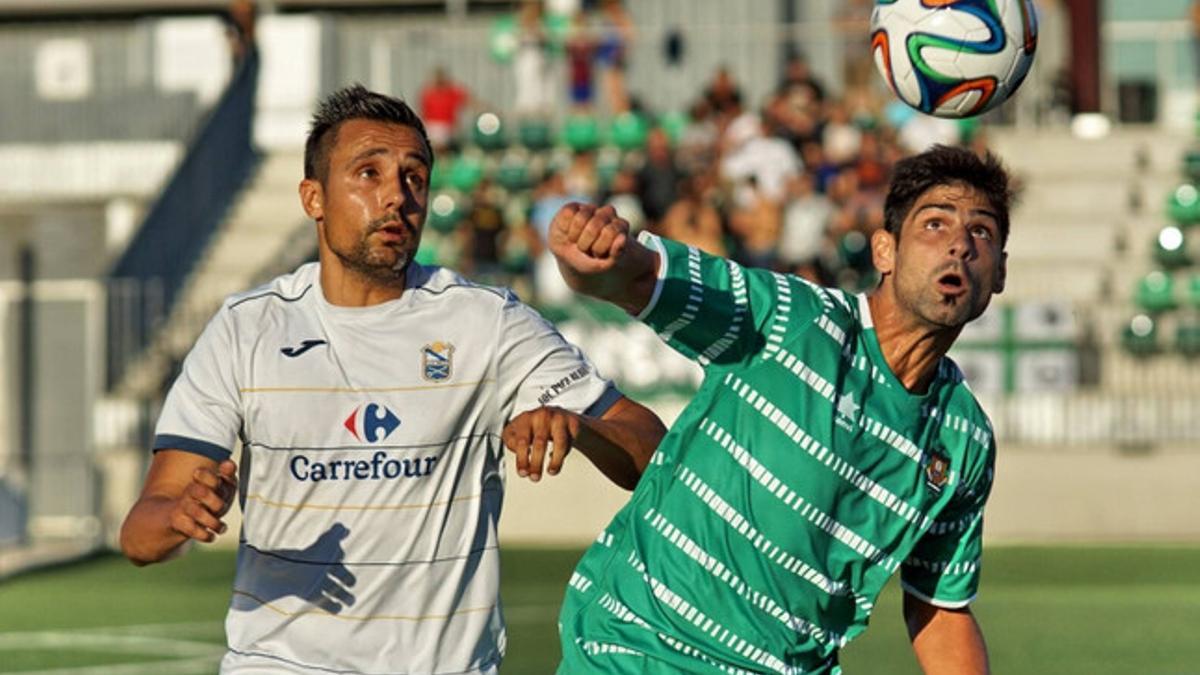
[549,203,631,276]
[168,459,238,543]
[502,406,582,482]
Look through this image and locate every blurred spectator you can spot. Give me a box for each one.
[720,113,801,204]
[800,141,839,194]
[728,177,782,269]
[564,151,599,199]
[638,127,681,225]
[897,113,961,153]
[704,66,744,118]
[854,129,889,192]
[822,101,863,166]
[530,172,589,305]
[565,12,596,112]
[462,180,506,277]
[778,53,826,106]
[514,0,553,116]
[676,99,718,175]
[603,169,647,234]
[660,173,726,257]
[779,172,834,281]
[596,0,634,114]
[420,68,471,151]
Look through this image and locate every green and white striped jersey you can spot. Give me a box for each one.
[558,234,996,675]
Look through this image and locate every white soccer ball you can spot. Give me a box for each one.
[870,0,1038,118]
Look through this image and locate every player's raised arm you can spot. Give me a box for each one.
[549,202,660,315]
[119,450,238,565]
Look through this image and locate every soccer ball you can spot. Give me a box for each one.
[871,0,1038,118]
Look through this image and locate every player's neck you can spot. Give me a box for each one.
[866,290,961,394]
[318,253,408,307]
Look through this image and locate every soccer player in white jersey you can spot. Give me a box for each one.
[119,84,665,674]
[546,145,1010,674]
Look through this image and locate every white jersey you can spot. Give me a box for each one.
[153,262,618,674]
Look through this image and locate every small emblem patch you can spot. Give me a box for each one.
[925,452,951,492]
[421,341,454,381]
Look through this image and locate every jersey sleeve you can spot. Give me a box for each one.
[152,305,243,461]
[496,291,620,419]
[635,232,827,367]
[900,439,996,608]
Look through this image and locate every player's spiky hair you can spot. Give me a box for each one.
[884,144,1013,247]
[304,84,433,183]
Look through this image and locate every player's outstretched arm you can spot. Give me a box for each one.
[549,202,660,315]
[502,395,665,491]
[904,592,990,675]
[120,450,238,565]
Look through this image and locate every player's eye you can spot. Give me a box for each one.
[924,219,944,230]
[406,173,427,191]
[358,166,378,179]
[970,224,994,240]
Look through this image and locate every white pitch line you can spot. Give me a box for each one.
[9,656,220,675]
[0,632,224,658]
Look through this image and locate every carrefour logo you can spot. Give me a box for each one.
[343,403,401,443]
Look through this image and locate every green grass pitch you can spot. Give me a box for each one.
[2,546,1199,673]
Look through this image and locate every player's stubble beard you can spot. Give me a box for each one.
[330,211,422,288]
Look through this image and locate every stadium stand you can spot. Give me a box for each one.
[5,0,1200,581]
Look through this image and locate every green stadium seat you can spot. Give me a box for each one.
[448,154,485,192]
[658,111,688,146]
[518,119,554,151]
[1185,150,1200,183]
[429,158,450,191]
[1188,274,1200,307]
[426,191,465,234]
[1153,225,1190,268]
[472,112,507,152]
[596,147,622,191]
[1121,314,1160,356]
[496,150,534,192]
[1166,183,1200,226]
[609,112,649,151]
[1135,271,1178,313]
[562,114,602,153]
[1177,320,1200,356]
[837,231,872,271]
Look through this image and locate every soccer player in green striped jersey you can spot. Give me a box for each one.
[548,145,1011,674]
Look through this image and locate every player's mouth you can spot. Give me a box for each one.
[935,270,969,298]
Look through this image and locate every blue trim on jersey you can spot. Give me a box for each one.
[228,283,313,310]
[152,434,232,461]
[583,385,622,418]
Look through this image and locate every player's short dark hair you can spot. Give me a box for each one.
[304,84,433,183]
[883,144,1013,246]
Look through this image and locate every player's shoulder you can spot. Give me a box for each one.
[222,263,318,319]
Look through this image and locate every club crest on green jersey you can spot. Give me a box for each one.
[925,451,951,492]
[421,341,455,381]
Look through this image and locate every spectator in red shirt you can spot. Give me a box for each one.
[419,67,470,151]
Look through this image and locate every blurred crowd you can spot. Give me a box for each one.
[414,0,987,307]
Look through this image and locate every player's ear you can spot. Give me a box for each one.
[871,227,897,276]
[994,250,1007,294]
[300,178,325,222]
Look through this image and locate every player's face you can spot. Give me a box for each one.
[878,182,1006,329]
[305,118,431,283]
